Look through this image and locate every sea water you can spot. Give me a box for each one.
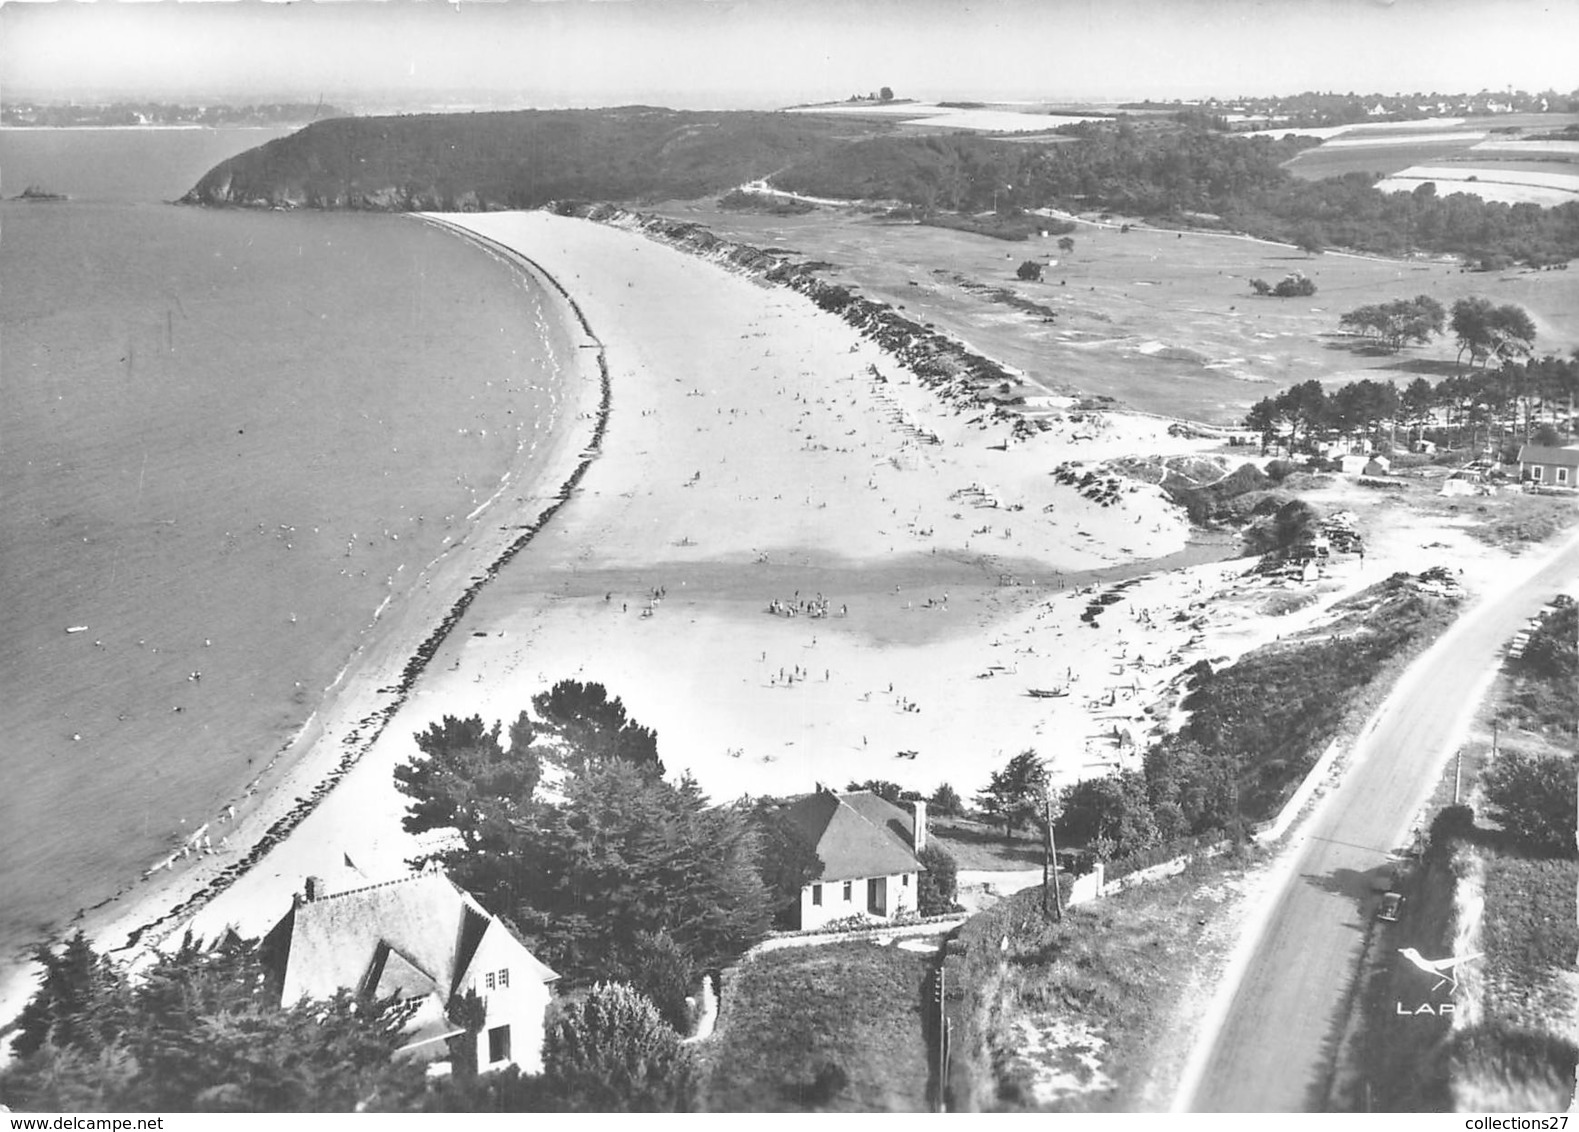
[0,130,573,977]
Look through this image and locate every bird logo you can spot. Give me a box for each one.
[1397,948,1481,993]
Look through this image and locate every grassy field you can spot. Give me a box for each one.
[652,198,1579,425]
[1478,853,1579,1021]
[947,860,1250,1111]
[1284,139,1483,181]
[700,940,934,1112]
[931,816,1045,870]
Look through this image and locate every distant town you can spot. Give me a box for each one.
[0,100,345,128]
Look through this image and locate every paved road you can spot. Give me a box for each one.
[1182,531,1579,1112]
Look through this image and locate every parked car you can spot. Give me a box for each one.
[1377,892,1404,922]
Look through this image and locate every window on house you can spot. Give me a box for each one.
[1560,468,1570,485]
[1533,466,1544,481]
[488,1025,511,1064]
[843,881,852,902]
[903,873,910,887]
[497,968,509,988]
[484,972,496,990]
[812,884,822,906]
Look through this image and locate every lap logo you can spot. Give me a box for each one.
[1396,1000,1455,1016]
[1397,947,1481,993]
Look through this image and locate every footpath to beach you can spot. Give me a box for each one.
[14,209,1535,997]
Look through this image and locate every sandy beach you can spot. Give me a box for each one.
[4,208,1543,1019]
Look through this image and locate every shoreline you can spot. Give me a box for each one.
[0,217,609,1034]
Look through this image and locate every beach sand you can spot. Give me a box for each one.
[4,209,1539,1016]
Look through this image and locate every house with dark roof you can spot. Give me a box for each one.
[1517,444,1579,488]
[258,866,557,1075]
[781,788,928,930]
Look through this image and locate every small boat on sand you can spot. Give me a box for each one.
[1026,687,1069,699]
[66,625,89,634]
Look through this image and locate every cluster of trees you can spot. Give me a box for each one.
[1482,750,1578,857]
[774,123,1306,219]
[1447,297,1538,369]
[1249,272,1317,298]
[1242,297,1575,455]
[1247,349,1579,458]
[395,682,766,1033]
[970,745,1235,868]
[1219,174,1579,267]
[1338,295,1446,351]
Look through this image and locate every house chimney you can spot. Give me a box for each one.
[303,876,325,903]
[911,800,927,853]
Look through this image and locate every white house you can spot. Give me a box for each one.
[259,866,558,1075]
[780,788,927,930]
[1517,444,1579,488]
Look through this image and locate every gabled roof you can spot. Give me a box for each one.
[783,790,922,882]
[270,869,557,1008]
[1518,445,1579,468]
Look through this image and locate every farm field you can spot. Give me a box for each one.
[1374,165,1579,207]
[653,198,1579,423]
[1281,114,1579,181]
[1470,138,1579,157]
[1285,139,1483,181]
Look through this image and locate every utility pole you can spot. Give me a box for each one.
[1042,794,1062,922]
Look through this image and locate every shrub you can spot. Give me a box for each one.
[916,843,959,914]
[619,931,696,1036]
[929,783,964,817]
[542,983,695,1112]
[1271,272,1317,298]
[1481,751,1577,857]
[1429,804,1477,852]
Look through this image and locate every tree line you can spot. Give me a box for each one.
[1245,296,1578,455]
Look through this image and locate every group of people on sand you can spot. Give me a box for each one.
[770,663,828,688]
[765,591,845,620]
[605,585,667,617]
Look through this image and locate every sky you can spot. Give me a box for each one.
[1,0,1575,111]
